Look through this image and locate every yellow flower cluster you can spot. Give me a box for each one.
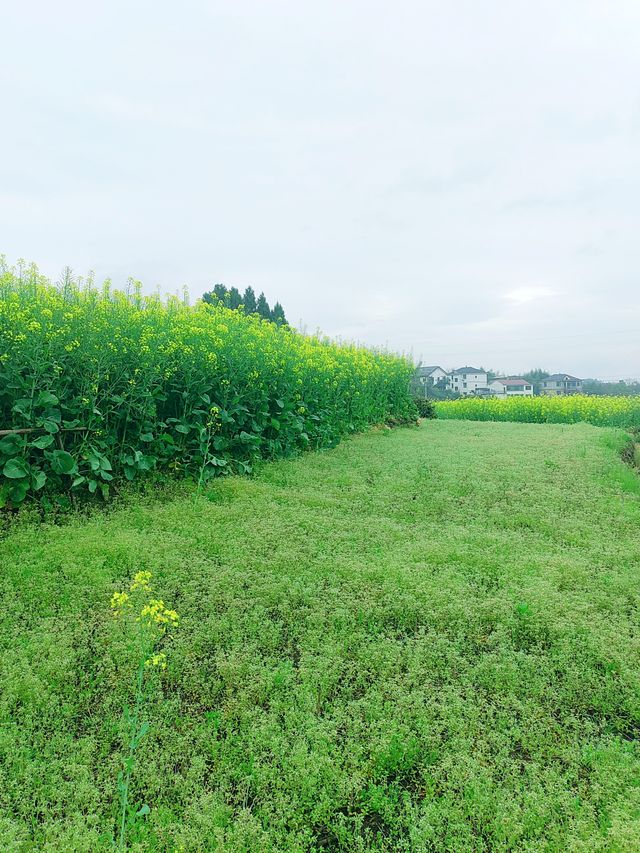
[110,571,179,629]
[139,599,179,627]
[130,570,152,592]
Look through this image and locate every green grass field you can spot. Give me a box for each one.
[2,421,640,851]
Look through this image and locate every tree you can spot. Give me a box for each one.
[242,286,257,314]
[202,283,228,305]
[227,287,242,310]
[271,301,287,325]
[523,368,550,396]
[256,292,271,320]
[213,284,227,302]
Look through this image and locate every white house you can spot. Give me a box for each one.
[448,367,488,395]
[417,365,449,386]
[489,377,534,397]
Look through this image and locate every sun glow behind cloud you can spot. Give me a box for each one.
[503,286,558,305]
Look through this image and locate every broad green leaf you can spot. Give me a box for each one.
[0,434,23,456]
[31,434,55,449]
[3,458,30,479]
[9,480,29,503]
[50,450,77,475]
[32,470,47,491]
[137,455,156,471]
[36,391,59,407]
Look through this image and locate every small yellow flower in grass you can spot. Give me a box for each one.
[139,599,180,627]
[111,591,130,614]
[145,652,167,669]
[130,570,153,592]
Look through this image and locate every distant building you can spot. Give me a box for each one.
[489,377,534,397]
[417,365,449,386]
[448,367,488,396]
[539,374,583,396]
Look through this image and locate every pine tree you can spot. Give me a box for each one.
[256,292,271,320]
[213,284,228,303]
[203,283,228,305]
[227,287,242,309]
[242,286,257,314]
[271,301,288,325]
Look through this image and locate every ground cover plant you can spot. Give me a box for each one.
[1,420,640,850]
[436,393,640,428]
[0,258,415,508]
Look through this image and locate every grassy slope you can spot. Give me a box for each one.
[1,421,640,852]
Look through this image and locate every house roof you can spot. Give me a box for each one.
[543,374,581,382]
[453,366,484,374]
[496,377,530,386]
[418,365,447,374]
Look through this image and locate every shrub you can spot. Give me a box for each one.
[413,397,437,419]
[0,259,416,506]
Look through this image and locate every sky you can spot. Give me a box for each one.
[2,1,639,379]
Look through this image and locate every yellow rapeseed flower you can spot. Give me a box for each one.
[130,570,152,592]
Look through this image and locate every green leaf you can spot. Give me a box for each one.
[31,434,55,449]
[136,804,150,817]
[36,391,59,407]
[9,480,29,503]
[175,424,190,434]
[3,458,30,479]
[0,434,23,456]
[137,455,156,471]
[72,475,86,488]
[12,398,32,418]
[43,420,60,434]
[140,433,154,442]
[32,470,47,491]
[50,450,77,475]
[88,479,98,494]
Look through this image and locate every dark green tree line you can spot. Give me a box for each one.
[202,284,288,324]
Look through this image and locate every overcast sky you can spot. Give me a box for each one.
[2,1,639,378]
